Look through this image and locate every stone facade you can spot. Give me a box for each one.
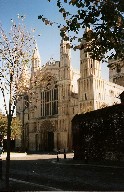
[108,59,124,87]
[16,37,124,152]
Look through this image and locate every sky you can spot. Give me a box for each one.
[0,0,109,113]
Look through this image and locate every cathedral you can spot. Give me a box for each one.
[16,34,124,152]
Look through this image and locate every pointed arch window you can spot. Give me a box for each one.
[41,77,58,117]
[85,93,87,100]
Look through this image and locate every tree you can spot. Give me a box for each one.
[0,113,7,139]
[0,16,35,189]
[11,117,22,140]
[0,114,22,140]
[72,104,124,160]
[38,0,124,64]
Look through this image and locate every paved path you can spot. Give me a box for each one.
[0,152,72,190]
[1,152,27,159]
[0,152,124,191]
[0,152,27,190]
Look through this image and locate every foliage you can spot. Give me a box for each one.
[38,0,124,63]
[72,104,124,161]
[0,16,35,116]
[11,117,22,139]
[0,113,22,140]
[0,16,35,188]
[0,113,7,138]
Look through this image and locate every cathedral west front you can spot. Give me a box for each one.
[16,33,124,152]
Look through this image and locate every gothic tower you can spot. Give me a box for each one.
[18,63,30,93]
[16,63,30,150]
[59,37,71,105]
[78,28,102,113]
[57,37,71,150]
[30,43,41,93]
[60,37,71,80]
[31,44,41,76]
[30,44,41,120]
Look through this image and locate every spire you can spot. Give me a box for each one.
[80,27,101,79]
[31,43,41,74]
[81,26,92,44]
[84,26,91,33]
[60,36,71,81]
[18,63,30,92]
[32,43,41,60]
[60,35,71,59]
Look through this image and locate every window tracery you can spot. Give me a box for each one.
[40,74,58,117]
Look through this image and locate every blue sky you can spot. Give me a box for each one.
[0,0,109,113]
[0,0,63,64]
[0,0,109,73]
[0,0,79,67]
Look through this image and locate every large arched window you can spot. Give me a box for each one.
[40,75,58,117]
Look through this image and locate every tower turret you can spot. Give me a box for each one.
[78,28,102,114]
[31,44,41,75]
[18,63,30,93]
[80,28,101,79]
[60,37,71,80]
[58,37,71,119]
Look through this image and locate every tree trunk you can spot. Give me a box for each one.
[6,74,12,190]
[5,114,12,190]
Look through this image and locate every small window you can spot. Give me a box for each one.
[85,93,87,100]
[116,65,121,73]
[73,107,74,114]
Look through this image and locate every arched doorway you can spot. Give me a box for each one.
[40,120,55,151]
[48,132,54,152]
